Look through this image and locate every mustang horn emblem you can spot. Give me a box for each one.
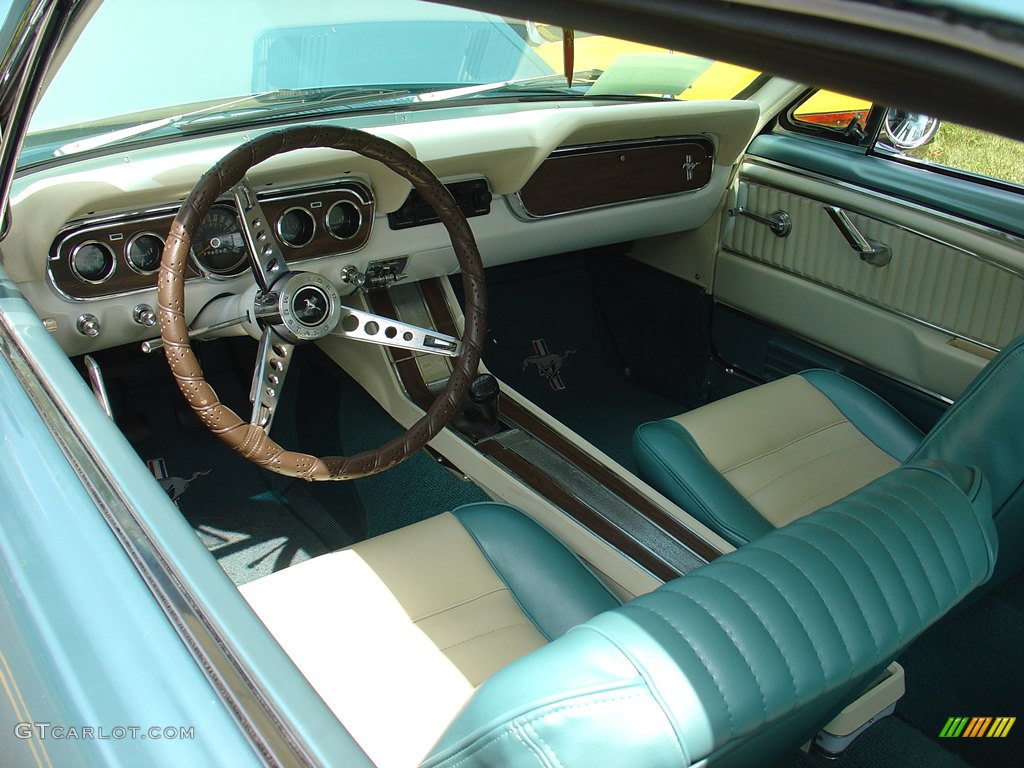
[522,338,576,391]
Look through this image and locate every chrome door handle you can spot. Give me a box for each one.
[729,207,792,237]
[823,206,891,267]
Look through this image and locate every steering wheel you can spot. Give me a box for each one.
[157,126,486,480]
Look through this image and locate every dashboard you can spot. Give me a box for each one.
[5,99,760,356]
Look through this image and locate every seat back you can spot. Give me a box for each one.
[912,331,1024,587]
[422,461,996,768]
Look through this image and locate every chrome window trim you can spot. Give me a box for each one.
[0,306,319,768]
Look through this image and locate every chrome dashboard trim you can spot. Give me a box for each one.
[324,199,365,241]
[508,185,710,222]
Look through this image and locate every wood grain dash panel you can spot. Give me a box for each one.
[519,138,714,217]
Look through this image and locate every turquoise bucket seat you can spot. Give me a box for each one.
[634,331,1024,587]
[243,461,994,767]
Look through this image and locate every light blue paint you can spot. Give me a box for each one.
[0,270,371,765]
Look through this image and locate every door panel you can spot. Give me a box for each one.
[715,156,1024,400]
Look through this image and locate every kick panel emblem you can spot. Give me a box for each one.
[523,338,576,391]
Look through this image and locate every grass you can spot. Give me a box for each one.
[906,123,1024,186]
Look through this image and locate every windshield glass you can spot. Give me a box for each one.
[24,0,761,166]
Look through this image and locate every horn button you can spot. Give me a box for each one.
[258,272,341,342]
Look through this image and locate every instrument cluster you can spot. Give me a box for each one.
[48,181,374,300]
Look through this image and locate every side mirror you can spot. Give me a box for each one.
[882,108,941,151]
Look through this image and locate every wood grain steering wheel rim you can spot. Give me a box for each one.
[157,125,486,480]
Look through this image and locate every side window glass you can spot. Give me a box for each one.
[877,111,1024,188]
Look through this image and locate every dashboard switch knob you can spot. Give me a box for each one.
[77,313,101,338]
[132,303,157,327]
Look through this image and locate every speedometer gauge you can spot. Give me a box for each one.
[191,206,248,276]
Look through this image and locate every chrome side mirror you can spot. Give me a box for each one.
[882,109,941,151]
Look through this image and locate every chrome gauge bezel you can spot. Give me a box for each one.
[70,239,117,284]
[125,231,165,275]
[275,206,317,248]
[324,199,364,241]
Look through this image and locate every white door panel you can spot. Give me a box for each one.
[716,159,1024,398]
[716,252,989,399]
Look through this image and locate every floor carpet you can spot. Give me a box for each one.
[784,568,1024,767]
[110,339,488,584]
[464,253,697,474]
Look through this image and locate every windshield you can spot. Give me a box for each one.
[23,0,761,166]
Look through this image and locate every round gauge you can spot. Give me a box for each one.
[276,207,316,248]
[126,233,164,274]
[191,206,248,276]
[325,200,362,240]
[71,241,116,283]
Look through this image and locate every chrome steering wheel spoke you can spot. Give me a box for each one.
[232,177,288,292]
[330,306,461,357]
[250,329,294,430]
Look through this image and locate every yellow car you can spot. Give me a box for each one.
[532,27,870,130]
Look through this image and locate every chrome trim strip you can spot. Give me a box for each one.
[509,185,713,222]
[740,174,1024,282]
[721,247,1003,355]
[0,0,64,237]
[491,429,705,574]
[0,309,316,768]
[543,135,716,157]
